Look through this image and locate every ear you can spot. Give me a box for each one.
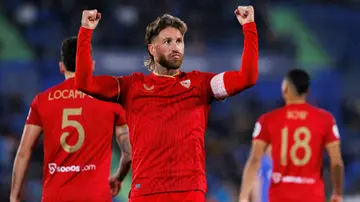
[59,62,66,74]
[281,80,287,93]
[284,83,289,93]
[148,43,156,58]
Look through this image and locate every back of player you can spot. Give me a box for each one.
[27,78,125,202]
[23,37,127,202]
[264,104,339,201]
[240,69,343,202]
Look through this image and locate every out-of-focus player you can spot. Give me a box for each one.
[10,37,132,202]
[75,6,258,202]
[239,69,344,202]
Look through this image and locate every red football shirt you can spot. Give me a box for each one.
[26,78,126,202]
[75,22,258,198]
[118,71,215,197]
[253,103,340,202]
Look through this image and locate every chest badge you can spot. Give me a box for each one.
[180,79,191,88]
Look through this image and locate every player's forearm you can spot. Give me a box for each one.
[223,22,258,96]
[117,155,132,182]
[76,27,93,91]
[240,22,258,85]
[331,162,344,195]
[239,158,261,200]
[116,135,132,182]
[10,151,31,199]
[75,27,120,102]
[250,176,260,202]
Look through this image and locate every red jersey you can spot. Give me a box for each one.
[75,22,258,198]
[253,103,340,202]
[26,78,127,202]
[118,71,214,196]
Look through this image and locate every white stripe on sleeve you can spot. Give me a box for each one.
[210,72,228,98]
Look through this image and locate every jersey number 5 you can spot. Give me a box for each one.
[60,108,85,153]
[281,126,311,166]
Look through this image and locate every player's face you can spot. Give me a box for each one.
[152,27,184,69]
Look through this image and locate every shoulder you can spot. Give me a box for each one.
[127,72,146,79]
[30,93,42,106]
[118,72,146,83]
[309,105,334,122]
[130,72,146,78]
[259,107,285,123]
[187,70,216,77]
[316,107,333,119]
[35,81,75,104]
[185,71,217,83]
[33,87,54,103]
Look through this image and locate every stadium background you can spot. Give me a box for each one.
[0,0,359,201]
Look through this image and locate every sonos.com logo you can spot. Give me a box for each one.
[48,163,96,174]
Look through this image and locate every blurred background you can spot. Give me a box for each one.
[0,0,360,201]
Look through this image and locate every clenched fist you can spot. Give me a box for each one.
[108,175,122,196]
[81,9,101,30]
[234,6,255,25]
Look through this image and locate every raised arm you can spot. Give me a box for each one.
[75,9,121,102]
[211,6,258,99]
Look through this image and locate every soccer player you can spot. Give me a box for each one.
[238,69,344,202]
[10,37,132,202]
[75,5,258,202]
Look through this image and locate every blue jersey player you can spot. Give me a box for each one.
[258,153,272,202]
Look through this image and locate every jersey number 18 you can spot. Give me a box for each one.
[281,126,312,166]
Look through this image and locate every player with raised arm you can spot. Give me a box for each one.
[10,37,132,202]
[75,6,258,202]
[238,69,344,202]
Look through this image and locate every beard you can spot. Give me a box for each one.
[158,53,183,70]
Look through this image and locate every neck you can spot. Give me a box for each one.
[64,72,75,79]
[153,65,180,77]
[285,98,306,105]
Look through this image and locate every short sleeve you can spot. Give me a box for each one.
[26,95,42,127]
[252,115,270,143]
[324,115,340,145]
[115,106,127,126]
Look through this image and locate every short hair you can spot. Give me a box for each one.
[144,14,187,70]
[60,36,77,72]
[285,69,310,95]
